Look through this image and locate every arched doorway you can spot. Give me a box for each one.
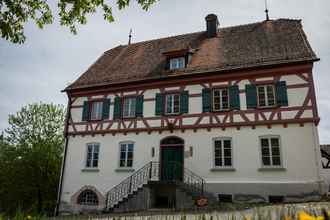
[160,136,184,181]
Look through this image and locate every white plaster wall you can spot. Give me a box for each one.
[61,123,322,203]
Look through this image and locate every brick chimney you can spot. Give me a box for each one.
[205,14,219,38]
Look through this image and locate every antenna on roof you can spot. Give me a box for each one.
[264,0,270,21]
[128,29,132,45]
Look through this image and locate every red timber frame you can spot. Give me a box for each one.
[66,63,320,137]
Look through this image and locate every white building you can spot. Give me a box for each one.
[56,14,327,215]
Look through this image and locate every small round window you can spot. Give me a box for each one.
[77,190,99,206]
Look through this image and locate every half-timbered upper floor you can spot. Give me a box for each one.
[63,15,319,136]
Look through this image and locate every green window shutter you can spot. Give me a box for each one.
[229,85,240,110]
[82,101,90,121]
[135,95,144,117]
[102,98,111,120]
[113,97,122,120]
[276,81,288,106]
[155,93,164,116]
[245,84,257,109]
[180,91,189,114]
[202,88,211,112]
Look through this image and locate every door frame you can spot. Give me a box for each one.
[159,136,184,181]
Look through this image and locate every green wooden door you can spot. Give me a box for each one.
[161,147,183,181]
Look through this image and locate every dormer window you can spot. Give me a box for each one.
[169,57,185,70]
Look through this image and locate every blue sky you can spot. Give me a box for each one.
[0,0,329,143]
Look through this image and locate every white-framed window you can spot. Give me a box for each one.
[119,142,134,168]
[257,85,276,107]
[260,136,282,167]
[77,190,99,206]
[165,94,180,115]
[122,97,136,118]
[169,57,185,70]
[86,143,100,168]
[213,138,233,167]
[213,88,229,111]
[90,101,103,120]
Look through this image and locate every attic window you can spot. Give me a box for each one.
[169,57,185,70]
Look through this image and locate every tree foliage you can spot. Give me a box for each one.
[0,0,157,44]
[0,103,65,216]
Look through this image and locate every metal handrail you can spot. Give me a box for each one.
[105,161,204,210]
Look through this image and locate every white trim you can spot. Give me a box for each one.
[258,135,284,168]
[212,137,234,169]
[118,141,135,168]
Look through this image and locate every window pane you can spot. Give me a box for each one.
[267,85,275,106]
[223,140,231,148]
[123,99,130,117]
[93,152,99,160]
[92,160,98,167]
[258,87,266,107]
[224,148,231,157]
[261,147,270,156]
[94,145,99,152]
[120,160,126,167]
[271,147,280,156]
[224,157,232,166]
[127,152,133,160]
[215,149,221,157]
[173,95,180,113]
[91,102,103,120]
[86,159,91,167]
[129,98,136,116]
[127,160,133,167]
[271,138,279,147]
[215,140,222,148]
[272,156,281,166]
[120,144,126,152]
[166,95,173,113]
[221,89,229,109]
[262,156,271,166]
[215,158,222,166]
[128,144,134,152]
[120,152,126,160]
[261,138,269,147]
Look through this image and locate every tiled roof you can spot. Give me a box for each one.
[66,19,318,91]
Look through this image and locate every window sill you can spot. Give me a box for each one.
[81,168,100,172]
[258,167,286,171]
[115,168,135,172]
[210,167,236,172]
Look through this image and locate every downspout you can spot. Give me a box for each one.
[55,93,71,216]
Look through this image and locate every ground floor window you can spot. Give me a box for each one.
[213,137,232,167]
[77,190,99,206]
[119,141,134,167]
[86,143,100,168]
[260,136,282,167]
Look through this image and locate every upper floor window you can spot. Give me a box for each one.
[122,97,136,118]
[90,101,103,120]
[260,136,282,167]
[86,143,100,168]
[213,138,232,167]
[77,190,99,206]
[82,99,110,121]
[165,94,180,115]
[213,88,229,111]
[119,142,134,168]
[169,57,185,70]
[257,85,276,107]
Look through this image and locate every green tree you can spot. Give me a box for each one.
[0,0,157,44]
[0,103,65,215]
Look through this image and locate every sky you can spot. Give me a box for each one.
[0,0,329,143]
